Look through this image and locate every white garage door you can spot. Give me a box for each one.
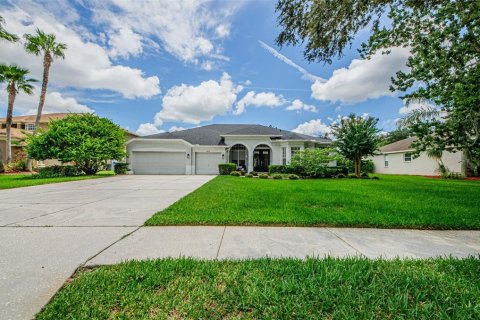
[132,151,186,175]
[195,152,222,175]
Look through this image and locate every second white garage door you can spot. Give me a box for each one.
[195,152,222,175]
[132,151,186,175]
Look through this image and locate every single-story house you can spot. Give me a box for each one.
[371,136,464,176]
[127,124,331,175]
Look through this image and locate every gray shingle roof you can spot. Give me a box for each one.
[379,136,417,153]
[144,124,331,145]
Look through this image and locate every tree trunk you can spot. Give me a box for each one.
[26,51,52,171]
[6,83,16,164]
[355,156,361,177]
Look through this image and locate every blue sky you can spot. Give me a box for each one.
[0,0,412,136]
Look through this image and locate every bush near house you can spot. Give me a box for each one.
[27,114,125,175]
[268,165,305,176]
[345,159,374,174]
[114,162,128,174]
[34,165,84,178]
[219,163,236,175]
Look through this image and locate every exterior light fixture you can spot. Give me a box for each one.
[222,154,225,159]
[187,153,190,159]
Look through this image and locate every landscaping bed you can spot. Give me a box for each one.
[36,257,480,319]
[145,175,480,229]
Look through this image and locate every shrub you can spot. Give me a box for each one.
[245,173,253,178]
[345,160,374,174]
[250,171,258,176]
[441,171,465,179]
[348,174,358,179]
[372,176,380,180]
[114,162,128,174]
[4,159,27,172]
[0,161,4,173]
[34,165,84,178]
[291,148,341,178]
[336,173,346,179]
[230,171,241,177]
[219,163,237,175]
[272,174,283,179]
[288,174,299,180]
[361,172,370,179]
[259,173,269,179]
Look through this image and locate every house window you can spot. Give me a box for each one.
[282,147,287,165]
[291,147,300,158]
[404,152,412,162]
[25,123,36,131]
[384,155,389,168]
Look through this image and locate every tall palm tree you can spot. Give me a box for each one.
[24,29,66,170]
[0,16,18,42]
[0,65,37,163]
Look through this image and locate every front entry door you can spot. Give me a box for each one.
[253,149,270,172]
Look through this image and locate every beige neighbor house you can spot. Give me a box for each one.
[371,136,464,176]
[127,124,331,175]
[0,113,138,167]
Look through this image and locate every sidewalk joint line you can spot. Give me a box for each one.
[326,228,364,257]
[215,226,227,259]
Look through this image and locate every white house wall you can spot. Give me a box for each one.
[372,150,463,176]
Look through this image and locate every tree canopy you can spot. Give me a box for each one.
[27,114,126,174]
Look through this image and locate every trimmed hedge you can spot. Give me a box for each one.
[114,162,128,174]
[34,165,84,178]
[219,163,237,175]
[230,171,242,177]
[268,165,305,176]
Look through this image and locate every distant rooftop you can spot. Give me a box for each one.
[0,113,72,123]
[379,136,417,153]
[144,124,331,146]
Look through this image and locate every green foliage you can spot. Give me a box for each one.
[259,173,269,179]
[27,114,126,175]
[345,159,374,174]
[276,0,480,177]
[290,148,340,178]
[0,16,18,42]
[96,170,115,176]
[336,173,346,179]
[332,114,380,176]
[114,162,128,174]
[378,128,412,147]
[249,171,258,176]
[34,165,84,178]
[441,171,465,180]
[0,161,4,173]
[268,164,305,175]
[230,171,241,177]
[218,163,236,175]
[245,174,253,178]
[272,174,283,180]
[4,159,27,172]
[24,29,67,60]
[288,174,299,180]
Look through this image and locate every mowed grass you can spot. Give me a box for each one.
[37,257,480,319]
[145,175,480,229]
[0,171,114,190]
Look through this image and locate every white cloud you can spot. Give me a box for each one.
[311,47,410,103]
[90,0,242,65]
[398,101,434,114]
[108,27,143,59]
[169,126,188,132]
[136,123,164,136]
[0,6,160,99]
[285,99,318,113]
[234,91,286,115]
[292,119,332,137]
[156,73,242,124]
[258,40,324,82]
[0,86,93,115]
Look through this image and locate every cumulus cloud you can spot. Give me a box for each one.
[292,119,332,137]
[108,27,144,59]
[285,99,318,113]
[156,73,242,124]
[0,6,160,99]
[311,47,410,103]
[0,86,92,115]
[89,0,243,65]
[136,123,164,136]
[398,101,435,114]
[234,91,286,115]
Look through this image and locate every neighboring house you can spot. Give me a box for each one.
[371,136,464,176]
[0,113,138,166]
[127,124,331,175]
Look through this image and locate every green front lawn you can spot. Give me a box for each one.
[0,171,115,190]
[145,175,480,229]
[37,257,480,319]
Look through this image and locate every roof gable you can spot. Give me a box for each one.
[379,136,417,153]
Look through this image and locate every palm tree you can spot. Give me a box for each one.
[0,16,18,42]
[24,29,66,170]
[0,65,37,163]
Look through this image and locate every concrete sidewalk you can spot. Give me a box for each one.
[87,226,480,265]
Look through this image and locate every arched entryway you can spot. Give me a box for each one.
[253,144,271,172]
[229,144,248,171]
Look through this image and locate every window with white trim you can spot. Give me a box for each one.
[282,147,287,165]
[404,152,412,162]
[25,123,36,131]
[384,154,389,167]
[290,146,300,158]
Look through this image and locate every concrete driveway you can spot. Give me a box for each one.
[0,175,214,320]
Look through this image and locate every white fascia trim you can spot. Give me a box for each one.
[126,138,193,147]
[378,149,415,154]
[272,139,331,143]
[220,134,283,137]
